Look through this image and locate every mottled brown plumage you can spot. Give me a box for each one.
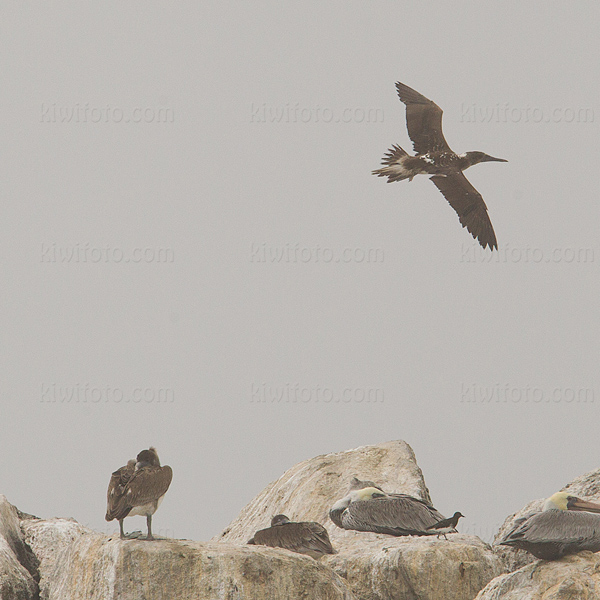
[105,447,172,540]
[248,515,335,559]
[373,81,506,250]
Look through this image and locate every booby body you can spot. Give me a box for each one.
[498,491,600,560]
[248,515,335,559]
[373,82,507,250]
[105,447,173,540]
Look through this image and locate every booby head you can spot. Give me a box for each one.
[543,491,600,513]
[271,514,291,527]
[464,151,508,166]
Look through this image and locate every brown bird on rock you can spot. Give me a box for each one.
[248,514,336,559]
[105,447,173,540]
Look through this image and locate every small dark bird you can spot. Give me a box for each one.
[330,478,445,536]
[373,81,507,250]
[248,514,336,559]
[105,447,173,540]
[426,511,465,539]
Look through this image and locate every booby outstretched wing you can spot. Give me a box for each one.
[395,82,450,154]
[430,172,498,250]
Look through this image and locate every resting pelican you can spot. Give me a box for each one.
[498,491,600,560]
[248,515,336,559]
[105,447,173,540]
[329,478,445,536]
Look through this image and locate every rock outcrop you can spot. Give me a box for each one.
[475,553,600,600]
[46,534,354,600]
[218,440,505,600]
[324,532,503,600]
[217,440,434,546]
[0,495,38,600]
[11,440,578,600]
[20,515,95,600]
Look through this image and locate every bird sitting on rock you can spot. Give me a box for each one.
[248,514,336,559]
[105,447,173,540]
[425,512,464,539]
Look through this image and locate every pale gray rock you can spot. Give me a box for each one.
[218,440,505,600]
[0,495,38,600]
[47,535,355,600]
[475,552,600,600]
[217,440,434,546]
[20,516,94,600]
[493,467,600,572]
[325,532,503,600]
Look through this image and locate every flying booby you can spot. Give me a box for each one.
[426,511,464,539]
[373,81,507,250]
[248,515,336,559]
[498,491,600,560]
[329,478,445,536]
[105,447,173,540]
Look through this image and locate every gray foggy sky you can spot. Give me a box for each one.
[1,1,599,542]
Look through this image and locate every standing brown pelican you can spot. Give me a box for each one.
[373,81,507,250]
[248,515,336,559]
[330,478,445,536]
[426,512,465,539]
[498,492,600,560]
[105,447,173,540]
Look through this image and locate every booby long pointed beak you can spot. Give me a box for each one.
[483,155,508,163]
[569,497,600,513]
